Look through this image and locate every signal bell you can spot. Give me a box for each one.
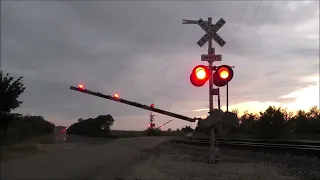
[212,65,234,87]
[190,65,210,87]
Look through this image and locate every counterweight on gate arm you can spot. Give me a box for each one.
[70,86,197,122]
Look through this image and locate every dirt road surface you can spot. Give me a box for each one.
[2,137,319,180]
[1,136,170,180]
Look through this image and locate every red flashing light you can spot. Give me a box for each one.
[190,65,210,87]
[195,67,207,80]
[218,67,230,79]
[114,93,119,99]
[212,65,234,87]
[78,84,84,89]
[150,104,154,108]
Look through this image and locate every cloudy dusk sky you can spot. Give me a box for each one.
[1,1,319,130]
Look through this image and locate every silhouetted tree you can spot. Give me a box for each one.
[239,111,258,135]
[1,114,55,145]
[0,71,26,143]
[181,126,194,132]
[67,114,114,137]
[256,106,286,139]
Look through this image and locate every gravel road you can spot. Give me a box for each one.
[2,137,170,180]
[123,141,320,180]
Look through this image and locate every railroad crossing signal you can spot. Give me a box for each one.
[183,17,230,163]
[190,65,210,87]
[197,18,226,47]
[212,65,234,87]
[148,122,155,128]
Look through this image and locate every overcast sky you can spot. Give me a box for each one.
[1,1,319,130]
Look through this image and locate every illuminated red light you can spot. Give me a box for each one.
[190,65,210,87]
[78,84,84,89]
[114,93,119,98]
[218,67,230,79]
[195,67,207,80]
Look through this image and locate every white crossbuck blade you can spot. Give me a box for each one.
[197,18,226,47]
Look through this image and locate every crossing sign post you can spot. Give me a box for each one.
[183,17,227,163]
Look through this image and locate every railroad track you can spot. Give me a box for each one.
[171,137,320,158]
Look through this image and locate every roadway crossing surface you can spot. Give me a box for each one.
[2,137,171,180]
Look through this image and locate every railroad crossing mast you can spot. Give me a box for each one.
[183,17,231,163]
[148,113,155,129]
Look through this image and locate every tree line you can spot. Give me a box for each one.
[67,115,114,137]
[195,106,320,139]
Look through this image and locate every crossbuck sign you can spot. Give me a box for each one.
[197,18,226,47]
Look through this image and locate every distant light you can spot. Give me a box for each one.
[114,93,119,98]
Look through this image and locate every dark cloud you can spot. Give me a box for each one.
[1,1,319,129]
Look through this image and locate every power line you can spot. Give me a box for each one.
[251,0,275,39]
[228,1,248,45]
[238,0,263,47]
[248,0,263,28]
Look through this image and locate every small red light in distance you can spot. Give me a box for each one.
[114,93,119,98]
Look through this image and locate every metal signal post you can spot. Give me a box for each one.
[207,18,214,113]
[183,17,229,163]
